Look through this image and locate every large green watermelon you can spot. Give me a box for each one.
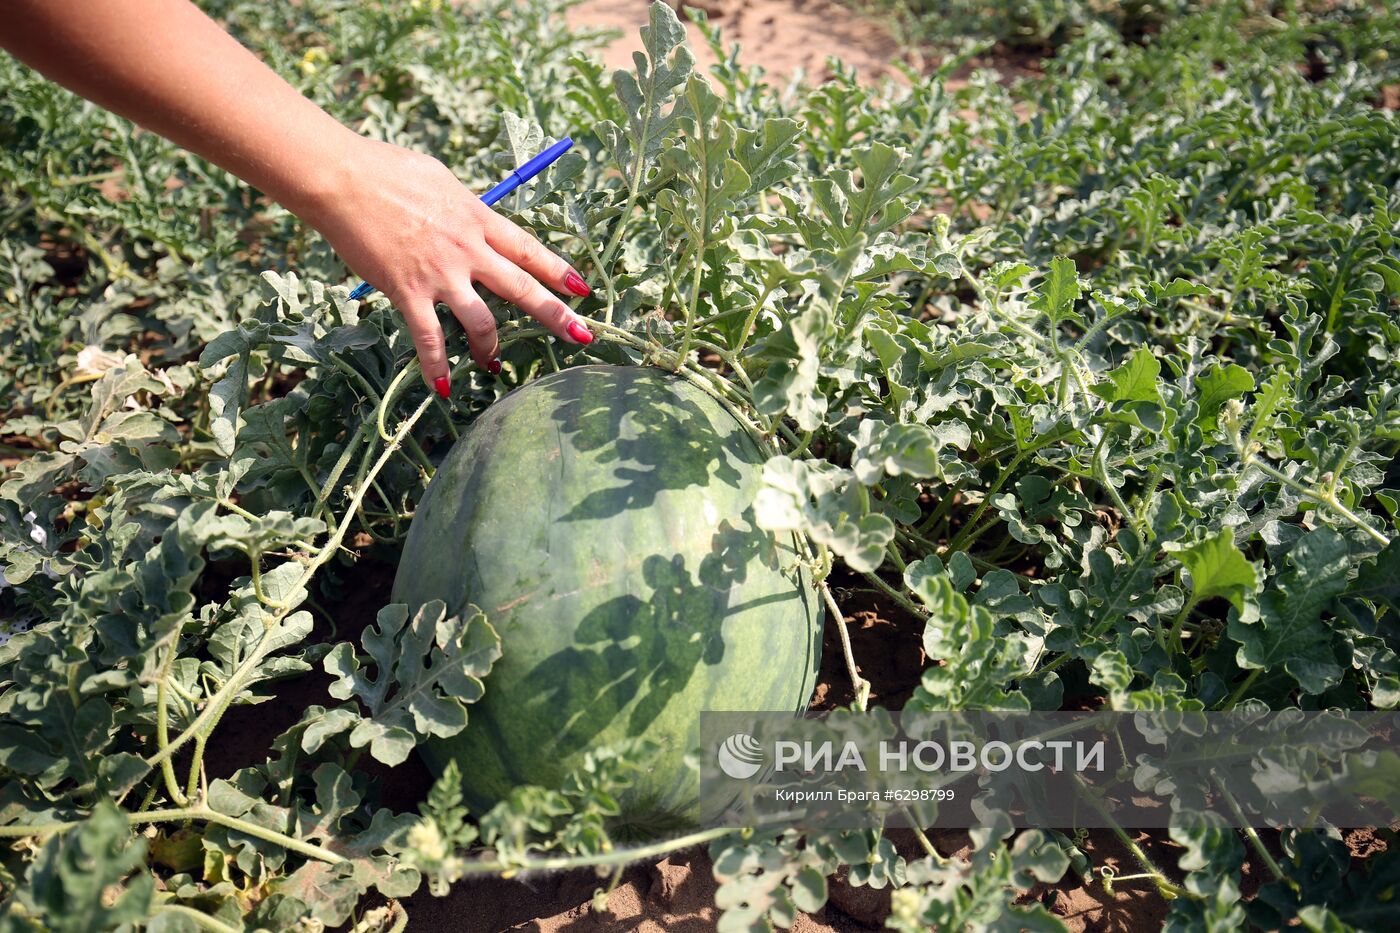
[392,364,821,834]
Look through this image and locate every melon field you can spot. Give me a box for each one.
[2,0,1399,930]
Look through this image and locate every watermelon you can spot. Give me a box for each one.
[392,364,822,834]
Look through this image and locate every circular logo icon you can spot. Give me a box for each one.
[717,733,765,780]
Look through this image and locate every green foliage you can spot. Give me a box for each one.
[1,0,1397,929]
[906,575,1034,710]
[313,600,501,766]
[0,804,153,932]
[888,813,1069,931]
[872,0,1200,49]
[1173,529,1258,614]
[710,830,840,932]
[1248,830,1400,931]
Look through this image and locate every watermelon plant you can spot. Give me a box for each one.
[1,0,1398,930]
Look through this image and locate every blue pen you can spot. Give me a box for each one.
[348,136,574,301]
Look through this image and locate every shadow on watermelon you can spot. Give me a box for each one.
[393,365,822,837]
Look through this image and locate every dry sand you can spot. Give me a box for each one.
[565,0,911,85]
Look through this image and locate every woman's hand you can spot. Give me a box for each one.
[0,1,592,395]
[307,138,593,396]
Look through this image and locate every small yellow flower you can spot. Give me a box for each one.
[299,47,329,77]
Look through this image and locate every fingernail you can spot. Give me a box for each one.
[566,320,594,345]
[564,271,592,297]
[433,376,450,399]
[488,358,502,375]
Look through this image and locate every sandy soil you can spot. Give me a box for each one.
[565,0,912,85]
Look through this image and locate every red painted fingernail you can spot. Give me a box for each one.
[564,271,592,297]
[566,320,594,345]
[433,376,450,399]
[488,358,502,375]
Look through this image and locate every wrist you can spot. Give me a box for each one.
[270,124,367,228]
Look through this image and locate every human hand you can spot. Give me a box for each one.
[306,137,593,396]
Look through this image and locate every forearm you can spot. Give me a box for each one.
[0,0,355,217]
[1,0,596,391]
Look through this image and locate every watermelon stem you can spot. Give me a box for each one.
[861,569,929,621]
[0,805,347,866]
[590,865,626,916]
[331,352,436,476]
[818,577,871,711]
[449,826,737,877]
[130,395,438,802]
[908,824,948,865]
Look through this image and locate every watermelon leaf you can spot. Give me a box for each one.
[1174,529,1258,613]
[314,601,501,766]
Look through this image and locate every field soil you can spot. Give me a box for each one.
[565,0,1049,90]
[566,0,909,84]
